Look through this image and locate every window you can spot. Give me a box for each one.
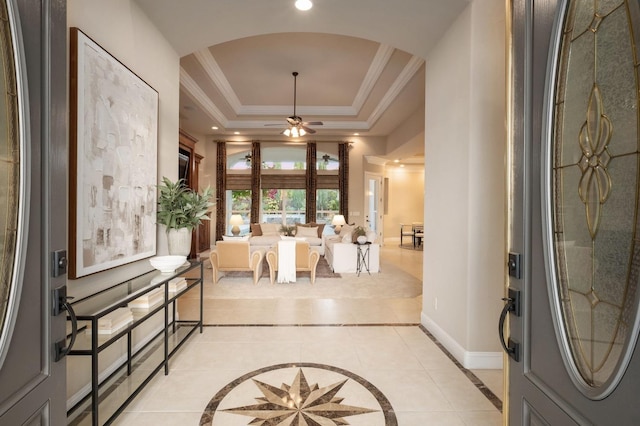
[261,189,306,224]
[227,145,251,170]
[226,189,251,234]
[316,189,339,224]
[261,144,306,170]
[317,152,339,171]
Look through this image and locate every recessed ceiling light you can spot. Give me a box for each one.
[234,131,240,135]
[400,164,405,168]
[211,126,219,130]
[295,0,313,11]
[353,133,359,136]
[394,159,400,163]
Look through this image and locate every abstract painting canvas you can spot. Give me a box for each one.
[69,28,158,278]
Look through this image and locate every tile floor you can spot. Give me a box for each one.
[85,243,504,425]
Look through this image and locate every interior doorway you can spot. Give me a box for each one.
[364,172,383,242]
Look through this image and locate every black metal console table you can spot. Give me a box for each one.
[66,261,203,426]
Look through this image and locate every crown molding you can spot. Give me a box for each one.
[182,49,424,132]
[226,120,370,129]
[194,48,242,112]
[367,55,424,126]
[180,67,228,126]
[365,155,388,166]
[352,44,394,111]
[239,105,357,116]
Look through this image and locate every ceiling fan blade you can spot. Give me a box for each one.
[264,123,285,127]
[301,125,316,134]
[303,121,323,126]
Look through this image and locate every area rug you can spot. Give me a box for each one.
[203,259,422,300]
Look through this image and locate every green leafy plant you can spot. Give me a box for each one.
[352,225,367,243]
[353,226,367,237]
[280,224,295,236]
[157,177,214,231]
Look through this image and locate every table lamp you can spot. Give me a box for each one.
[229,214,243,236]
[331,214,346,234]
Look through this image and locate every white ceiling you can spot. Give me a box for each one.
[134,0,469,150]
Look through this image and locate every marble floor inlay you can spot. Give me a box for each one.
[200,363,397,425]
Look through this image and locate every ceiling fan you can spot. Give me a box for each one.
[266,71,323,136]
[322,154,337,164]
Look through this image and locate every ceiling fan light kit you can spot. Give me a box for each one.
[267,71,323,138]
[294,0,313,11]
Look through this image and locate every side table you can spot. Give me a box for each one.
[355,242,371,276]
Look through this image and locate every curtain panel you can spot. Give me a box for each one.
[215,141,226,241]
[339,142,349,221]
[250,141,261,222]
[305,142,317,221]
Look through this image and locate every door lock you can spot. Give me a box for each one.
[52,249,67,277]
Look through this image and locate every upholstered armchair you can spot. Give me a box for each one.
[209,241,265,285]
[265,241,320,285]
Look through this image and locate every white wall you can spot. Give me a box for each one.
[66,0,180,300]
[66,0,181,405]
[384,167,424,240]
[423,0,505,368]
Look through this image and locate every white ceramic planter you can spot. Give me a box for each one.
[167,227,192,256]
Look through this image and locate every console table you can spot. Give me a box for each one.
[66,261,203,426]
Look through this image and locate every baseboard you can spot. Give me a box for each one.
[421,313,503,370]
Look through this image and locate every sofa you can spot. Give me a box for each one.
[323,225,380,273]
[248,222,325,255]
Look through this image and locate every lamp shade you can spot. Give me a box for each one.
[229,214,243,236]
[331,214,346,226]
[229,215,243,226]
[331,214,346,234]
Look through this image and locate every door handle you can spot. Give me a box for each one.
[498,288,520,362]
[52,286,78,362]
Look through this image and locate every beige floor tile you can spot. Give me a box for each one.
[458,410,504,426]
[363,369,455,412]
[81,245,504,426]
[471,369,504,401]
[114,411,203,426]
[395,411,466,426]
[437,381,499,411]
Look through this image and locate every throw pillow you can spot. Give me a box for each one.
[296,222,326,238]
[339,223,354,237]
[341,232,353,244]
[296,226,318,238]
[250,223,262,236]
[260,222,280,236]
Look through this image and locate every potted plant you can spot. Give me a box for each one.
[280,224,295,237]
[157,177,214,255]
[353,225,367,244]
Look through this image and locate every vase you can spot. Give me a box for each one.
[168,227,192,256]
[357,235,367,244]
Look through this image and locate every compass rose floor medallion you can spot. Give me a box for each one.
[200,363,397,425]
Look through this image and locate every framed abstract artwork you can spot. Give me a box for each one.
[69,28,158,278]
